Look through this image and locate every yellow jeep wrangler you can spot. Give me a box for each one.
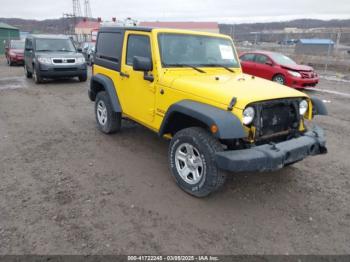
[88,26,327,197]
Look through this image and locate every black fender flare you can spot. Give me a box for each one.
[311,97,328,116]
[89,74,122,113]
[159,100,247,140]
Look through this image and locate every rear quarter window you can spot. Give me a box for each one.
[240,53,255,62]
[96,32,123,62]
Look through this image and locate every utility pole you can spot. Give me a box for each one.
[73,0,82,17]
[84,0,92,18]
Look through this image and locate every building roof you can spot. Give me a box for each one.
[298,39,335,45]
[139,21,218,29]
[75,20,101,29]
[0,22,19,30]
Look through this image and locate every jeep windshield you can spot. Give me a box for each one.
[158,33,239,69]
[35,38,76,52]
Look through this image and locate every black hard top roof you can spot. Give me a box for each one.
[98,26,153,33]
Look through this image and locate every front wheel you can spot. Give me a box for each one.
[7,57,13,66]
[169,127,226,197]
[24,64,32,78]
[32,66,42,84]
[95,91,121,134]
[79,72,87,82]
[272,74,286,85]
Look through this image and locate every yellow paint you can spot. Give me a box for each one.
[94,28,311,136]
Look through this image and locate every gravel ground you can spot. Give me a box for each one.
[0,57,349,255]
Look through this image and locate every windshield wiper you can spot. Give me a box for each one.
[166,63,206,73]
[203,64,235,73]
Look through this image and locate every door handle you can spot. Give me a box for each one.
[120,71,130,78]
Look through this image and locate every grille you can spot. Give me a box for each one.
[52,58,76,64]
[54,67,76,72]
[253,99,300,139]
[300,71,314,79]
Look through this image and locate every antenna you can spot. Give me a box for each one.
[84,0,92,18]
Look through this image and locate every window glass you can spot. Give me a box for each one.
[158,33,239,67]
[97,32,123,62]
[255,54,270,64]
[25,39,32,49]
[126,35,151,65]
[270,53,296,66]
[11,41,25,49]
[240,53,255,61]
[35,38,75,52]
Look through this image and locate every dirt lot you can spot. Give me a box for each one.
[0,57,349,255]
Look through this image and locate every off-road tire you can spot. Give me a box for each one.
[272,74,286,85]
[24,64,32,78]
[95,91,121,134]
[79,72,88,82]
[169,127,226,197]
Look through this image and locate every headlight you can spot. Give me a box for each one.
[242,107,255,125]
[37,57,52,65]
[76,57,86,64]
[299,100,308,115]
[288,70,301,78]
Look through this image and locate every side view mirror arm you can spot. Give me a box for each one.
[144,72,154,82]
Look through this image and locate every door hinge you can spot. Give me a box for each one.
[149,85,156,93]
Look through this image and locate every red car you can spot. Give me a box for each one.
[4,39,25,66]
[239,51,319,89]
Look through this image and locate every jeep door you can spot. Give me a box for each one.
[120,32,156,125]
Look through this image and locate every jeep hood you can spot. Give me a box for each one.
[167,73,307,109]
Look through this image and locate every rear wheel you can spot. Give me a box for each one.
[169,127,226,197]
[272,74,286,85]
[95,91,121,134]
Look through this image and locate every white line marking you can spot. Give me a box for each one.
[305,88,350,98]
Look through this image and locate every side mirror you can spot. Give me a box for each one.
[265,61,273,66]
[133,56,153,72]
[77,47,82,52]
[25,47,32,51]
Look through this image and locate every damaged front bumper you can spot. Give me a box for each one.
[215,125,327,172]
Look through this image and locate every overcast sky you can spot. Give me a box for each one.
[1,0,350,23]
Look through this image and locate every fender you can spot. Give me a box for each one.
[311,97,328,116]
[89,74,122,113]
[159,100,247,140]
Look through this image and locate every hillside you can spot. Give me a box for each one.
[1,17,350,35]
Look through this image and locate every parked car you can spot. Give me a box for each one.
[4,39,25,66]
[24,35,87,84]
[278,39,298,45]
[88,27,327,197]
[239,51,319,89]
[81,42,95,65]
